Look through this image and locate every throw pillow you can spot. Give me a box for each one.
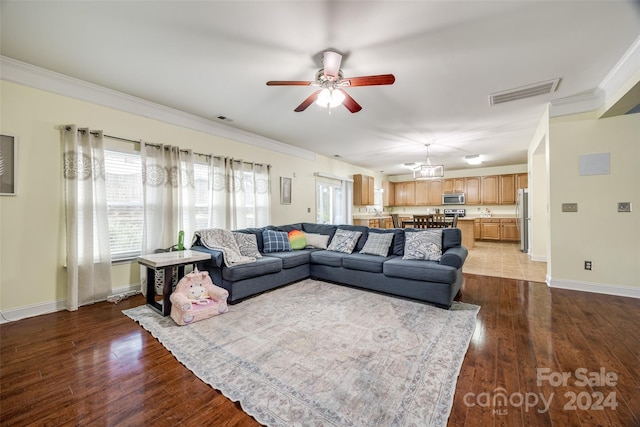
[304,232,330,249]
[232,232,262,258]
[402,229,443,261]
[262,229,292,253]
[288,230,307,250]
[326,229,362,254]
[359,232,394,257]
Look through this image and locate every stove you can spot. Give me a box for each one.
[444,208,466,217]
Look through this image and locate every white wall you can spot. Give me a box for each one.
[0,81,375,316]
[548,111,640,296]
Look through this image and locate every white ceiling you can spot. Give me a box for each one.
[2,1,639,174]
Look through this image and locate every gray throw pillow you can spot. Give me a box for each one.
[327,229,362,254]
[360,232,394,257]
[402,229,443,261]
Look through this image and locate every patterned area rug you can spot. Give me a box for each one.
[124,279,479,427]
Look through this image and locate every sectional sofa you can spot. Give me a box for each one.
[191,223,468,309]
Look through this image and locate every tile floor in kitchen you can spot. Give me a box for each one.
[463,241,547,282]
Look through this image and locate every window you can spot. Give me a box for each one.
[193,161,212,230]
[104,149,143,260]
[103,148,270,260]
[315,178,352,225]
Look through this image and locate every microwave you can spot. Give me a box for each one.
[442,193,465,205]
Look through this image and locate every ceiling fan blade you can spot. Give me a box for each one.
[338,89,362,113]
[341,74,396,87]
[294,90,322,112]
[323,51,342,80]
[266,80,313,86]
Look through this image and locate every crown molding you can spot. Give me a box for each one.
[549,35,640,118]
[0,55,316,161]
[598,34,640,100]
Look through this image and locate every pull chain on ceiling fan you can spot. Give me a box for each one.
[266,50,395,113]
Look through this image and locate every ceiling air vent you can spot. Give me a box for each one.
[489,78,561,106]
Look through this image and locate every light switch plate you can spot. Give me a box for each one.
[618,202,632,212]
[562,203,578,212]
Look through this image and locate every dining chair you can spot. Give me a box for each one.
[451,214,459,228]
[391,214,402,228]
[412,215,431,229]
[431,213,447,228]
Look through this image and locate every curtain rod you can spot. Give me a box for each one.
[63,126,270,166]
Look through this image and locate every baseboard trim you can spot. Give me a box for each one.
[530,254,547,263]
[548,278,639,299]
[0,284,143,323]
[0,299,66,324]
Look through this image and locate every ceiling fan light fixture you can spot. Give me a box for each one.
[315,88,345,108]
[465,154,482,165]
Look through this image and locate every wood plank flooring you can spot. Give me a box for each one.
[1,275,638,426]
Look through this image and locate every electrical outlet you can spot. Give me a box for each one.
[618,202,632,212]
[584,261,592,270]
[562,203,578,212]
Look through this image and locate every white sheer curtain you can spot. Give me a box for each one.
[206,157,270,230]
[62,125,112,311]
[140,143,195,294]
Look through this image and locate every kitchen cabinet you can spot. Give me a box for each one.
[394,181,416,206]
[353,217,393,229]
[481,176,499,204]
[477,217,520,241]
[415,180,428,205]
[480,218,501,240]
[465,177,481,205]
[499,174,516,204]
[427,179,443,205]
[353,174,374,206]
[516,173,528,189]
[382,181,395,206]
[500,218,519,241]
[443,178,465,194]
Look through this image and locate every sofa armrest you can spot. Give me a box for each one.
[191,245,225,268]
[439,245,468,269]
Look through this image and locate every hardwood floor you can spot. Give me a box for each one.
[1,275,638,426]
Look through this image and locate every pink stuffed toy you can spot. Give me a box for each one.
[169,268,228,325]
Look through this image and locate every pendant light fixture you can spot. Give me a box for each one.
[413,143,444,180]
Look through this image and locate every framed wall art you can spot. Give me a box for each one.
[0,134,17,196]
[280,176,291,204]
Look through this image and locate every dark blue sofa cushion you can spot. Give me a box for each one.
[383,257,456,284]
[274,223,303,233]
[263,250,311,269]
[342,253,395,273]
[302,223,337,240]
[221,256,282,281]
[309,250,348,267]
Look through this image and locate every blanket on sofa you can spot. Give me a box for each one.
[193,228,255,267]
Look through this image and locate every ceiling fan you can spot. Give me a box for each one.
[266,51,395,113]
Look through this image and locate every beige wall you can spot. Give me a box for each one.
[548,111,640,294]
[0,81,374,315]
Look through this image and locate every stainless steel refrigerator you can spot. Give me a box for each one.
[516,188,529,253]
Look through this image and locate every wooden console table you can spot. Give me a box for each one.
[137,250,211,316]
